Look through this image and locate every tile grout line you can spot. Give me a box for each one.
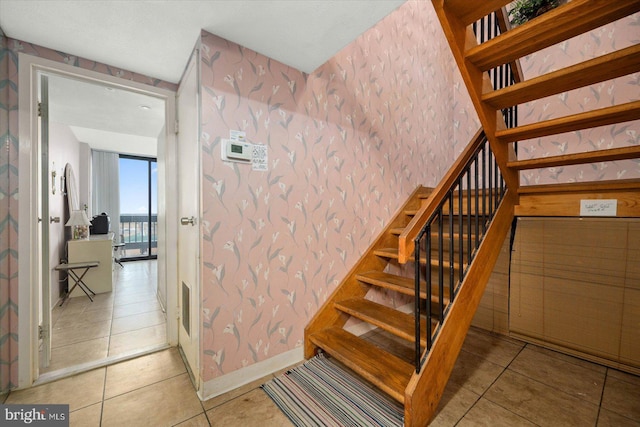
[456,341,529,425]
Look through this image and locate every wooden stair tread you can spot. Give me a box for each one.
[483,44,640,110]
[466,0,640,72]
[508,146,640,171]
[390,228,477,242]
[335,298,433,346]
[373,248,462,272]
[495,101,640,144]
[308,327,413,403]
[518,178,640,195]
[356,271,451,303]
[442,0,511,26]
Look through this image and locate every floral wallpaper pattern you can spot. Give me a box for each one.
[0,27,15,392]
[198,1,457,381]
[1,2,636,393]
[517,13,640,185]
[0,31,175,391]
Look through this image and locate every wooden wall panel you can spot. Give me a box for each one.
[471,227,511,334]
[510,217,640,372]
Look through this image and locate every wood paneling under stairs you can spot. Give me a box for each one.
[510,217,640,374]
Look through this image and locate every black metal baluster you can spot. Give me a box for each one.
[474,158,480,249]
[448,195,455,303]
[457,179,463,293]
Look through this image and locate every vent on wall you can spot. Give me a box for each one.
[182,282,190,337]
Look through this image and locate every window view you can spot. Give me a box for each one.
[119,155,158,260]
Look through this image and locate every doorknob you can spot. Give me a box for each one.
[50,216,61,224]
[180,216,196,226]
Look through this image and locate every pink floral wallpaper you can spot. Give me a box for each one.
[517,13,640,185]
[198,0,456,381]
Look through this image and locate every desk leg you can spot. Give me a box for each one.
[60,267,96,305]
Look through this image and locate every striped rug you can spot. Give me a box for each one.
[262,354,404,427]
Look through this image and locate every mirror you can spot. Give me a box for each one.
[65,163,79,213]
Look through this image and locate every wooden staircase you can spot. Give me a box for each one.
[306,2,640,426]
[433,0,640,215]
[305,186,439,403]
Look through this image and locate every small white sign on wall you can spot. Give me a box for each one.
[252,144,268,171]
[580,199,617,216]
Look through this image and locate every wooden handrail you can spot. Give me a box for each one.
[398,129,486,263]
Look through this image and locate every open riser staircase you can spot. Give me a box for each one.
[306,2,640,426]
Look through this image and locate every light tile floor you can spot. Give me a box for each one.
[42,259,166,373]
[9,325,640,426]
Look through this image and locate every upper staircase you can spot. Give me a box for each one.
[433,0,640,215]
[306,2,640,426]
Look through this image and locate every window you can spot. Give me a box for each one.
[119,155,157,260]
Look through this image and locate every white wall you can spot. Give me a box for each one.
[78,142,91,215]
[49,121,81,307]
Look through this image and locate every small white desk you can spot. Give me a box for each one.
[67,233,114,297]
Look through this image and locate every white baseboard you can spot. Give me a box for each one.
[199,346,304,401]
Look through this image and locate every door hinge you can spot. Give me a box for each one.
[175,119,179,135]
[37,102,42,117]
[38,325,45,340]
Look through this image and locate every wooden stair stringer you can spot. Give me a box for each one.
[404,190,516,427]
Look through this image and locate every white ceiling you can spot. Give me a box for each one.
[0,0,405,83]
[1,0,404,156]
[47,74,165,156]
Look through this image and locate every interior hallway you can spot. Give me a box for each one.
[42,260,166,374]
[9,326,640,426]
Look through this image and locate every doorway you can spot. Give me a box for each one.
[18,54,180,387]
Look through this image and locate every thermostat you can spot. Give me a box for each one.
[221,139,252,163]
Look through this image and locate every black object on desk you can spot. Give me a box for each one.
[55,261,99,306]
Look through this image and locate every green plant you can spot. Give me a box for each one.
[509,0,562,26]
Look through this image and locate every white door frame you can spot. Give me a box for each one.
[18,54,178,388]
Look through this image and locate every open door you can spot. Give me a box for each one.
[38,74,52,369]
[176,49,200,385]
